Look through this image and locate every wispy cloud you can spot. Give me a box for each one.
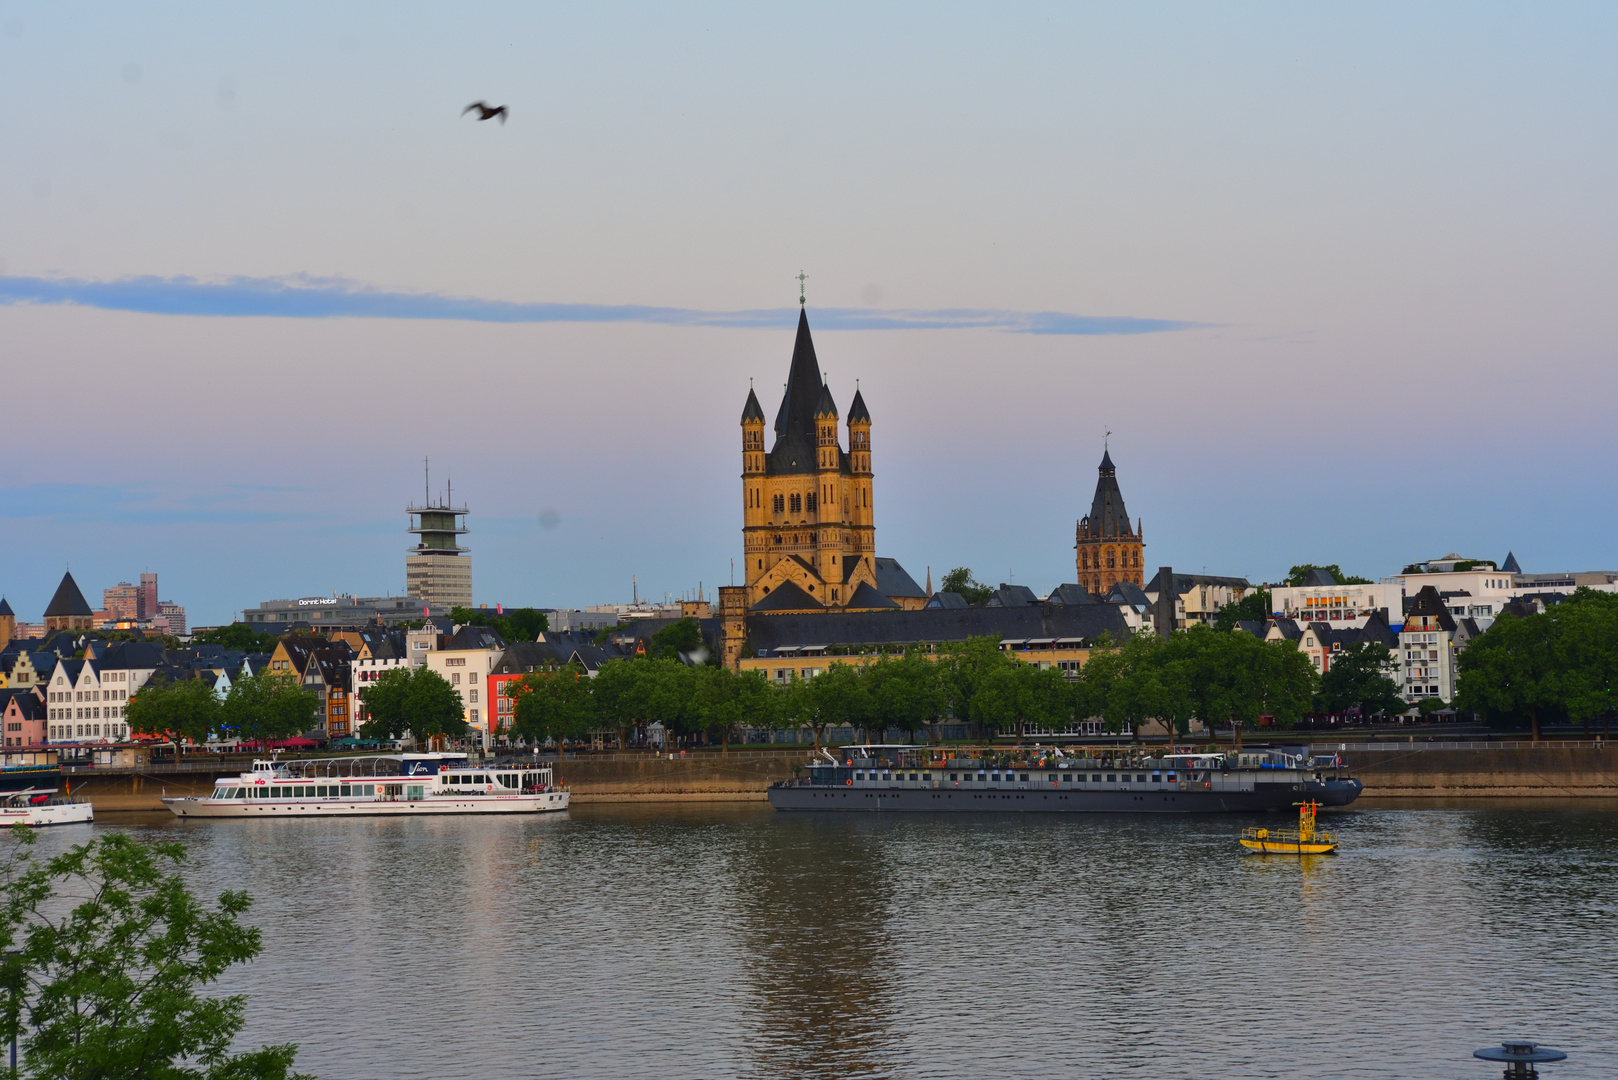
[0,483,323,527]
[0,274,1204,335]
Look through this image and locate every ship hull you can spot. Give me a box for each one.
[163,792,569,818]
[768,781,1358,814]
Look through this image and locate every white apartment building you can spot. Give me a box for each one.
[1399,585,1472,703]
[45,659,132,744]
[1271,580,1402,624]
[423,627,505,747]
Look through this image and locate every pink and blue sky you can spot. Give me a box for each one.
[2,2,1615,625]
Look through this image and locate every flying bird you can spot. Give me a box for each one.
[462,101,508,124]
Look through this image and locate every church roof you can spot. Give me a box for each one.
[847,388,870,423]
[740,387,765,424]
[0,597,13,617]
[846,582,900,610]
[1085,450,1133,539]
[872,558,925,600]
[750,580,823,613]
[44,572,93,618]
[747,603,1131,652]
[815,380,838,419]
[768,308,836,477]
[1501,550,1522,574]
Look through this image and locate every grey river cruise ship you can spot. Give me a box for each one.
[767,745,1362,813]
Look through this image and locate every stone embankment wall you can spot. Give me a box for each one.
[1341,746,1618,797]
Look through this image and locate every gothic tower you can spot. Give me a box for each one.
[1075,448,1144,595]
[740,307,883,612]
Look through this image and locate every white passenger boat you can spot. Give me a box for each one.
[161,753,569,819]
[0,788,94,827]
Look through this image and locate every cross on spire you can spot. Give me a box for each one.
[797,270,808,306]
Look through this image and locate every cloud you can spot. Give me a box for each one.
[0,483,322,527]
[0,273,1204,335]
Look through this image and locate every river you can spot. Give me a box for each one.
[32,800,1618,1079]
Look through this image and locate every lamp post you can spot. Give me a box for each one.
[1474,1041,1567,1080]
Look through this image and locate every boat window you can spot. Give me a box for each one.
[1137,774,1147,783]
[921,772,930,782]
[340,784,351,796]
[1062,774,1073,782]
[1020,773,1029,782]
[1107,774,1116,782]
[855,771,863,780]
[948,772,957,781]
[990,772,999,781]
[1047,774,1057,783]
[1167,773,1177,782]
[976,773,985,781]
[362,784,375,796]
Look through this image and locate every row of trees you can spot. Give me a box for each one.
[502,627,1322,751]
[124,669,322,750]
[1459,588,1618,740]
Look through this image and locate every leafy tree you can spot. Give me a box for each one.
[937,635,1019,737]
[358,666,468,743]
[125,674,222,756]
[190,623,279,652]
[1286,564,1372,586]
[0,829,311,1080]
[1317,642,1406,717]
[1213,587,1273,631]
[448,606,549,642]
[939,568,993,606]
[648,618,707,663]
[511,664,598,752]
[220,670,322,742]
[592,658,655,749]
[862,651,948,743]
[694,666,776,753]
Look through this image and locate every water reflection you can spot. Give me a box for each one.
[730,817,898,1079]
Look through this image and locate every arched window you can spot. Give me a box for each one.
[806,492,817,513]
[790,493,802,514]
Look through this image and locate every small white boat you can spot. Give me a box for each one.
[0,788,95,827]
[162,753,570,819]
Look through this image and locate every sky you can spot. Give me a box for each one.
[2,2,1616,626]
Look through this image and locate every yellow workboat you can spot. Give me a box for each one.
[1240,800,1337,855]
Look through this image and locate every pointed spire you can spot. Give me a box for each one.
[44,572,93,618]
[815,379,839,419]
[1099,447,1115,474]
[0,596,13,617]
[925,567,932,597]
[848,384,871,424]
[772,306,826,447]
[741,385,765,424]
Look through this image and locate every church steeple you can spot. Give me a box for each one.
[1075,444,1143,594]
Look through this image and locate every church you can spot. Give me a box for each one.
[1074,448,1145,594]
[730,305,925,616]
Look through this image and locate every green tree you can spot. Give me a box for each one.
[937,635,1019,737]
[938,568,993,606]
[190,623,279,652]
[357,666,467,743]
[694,666,777,753]
[1317,642,1406,717]
[592,658,655,749]
[648,618,706,663]
[1286,564,1372,587]
[1454,593,1618,740]
[219,670,322,743]
[448,606,549,642]
[804,662,870,745]
[862,651,948,743]
[511,664,597,752]
[0,829,310,1080]
[125,675,222,756]
[1212,587,1273,631]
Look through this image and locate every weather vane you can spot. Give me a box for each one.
[1104,428,1112,451]
[797,270,808,306]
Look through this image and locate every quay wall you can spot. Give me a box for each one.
[65,746,1618,811]
[1340,746,1618,797]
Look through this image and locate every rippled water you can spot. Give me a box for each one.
[39,801,1618,1079]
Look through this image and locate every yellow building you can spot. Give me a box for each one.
[739,307,897,614]
[1075,449,1145,595]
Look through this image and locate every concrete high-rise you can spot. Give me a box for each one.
[406,467,472,612]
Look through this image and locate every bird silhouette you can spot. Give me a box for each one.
[462,101,508,124]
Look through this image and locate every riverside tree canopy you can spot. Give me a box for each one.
[358,666,468,741]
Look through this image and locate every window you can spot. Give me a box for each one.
[470,709,479,722]
[452,673,461,684]
[789,493,802,513]
[469,689,478,703]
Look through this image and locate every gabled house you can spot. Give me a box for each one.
[1,688,46,748]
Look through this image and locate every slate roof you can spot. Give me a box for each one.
[768,309,842,477]
[1501,551,1522,574]
[751,581,823,612]
[1143,571,1253,594]
[847,388,871,424]
[1083,450,1134,538]
[0,597,13,617]
[445,626,505,651]
[1300,568,1338,587]
[44,572,93,618]
[986,584,1039,607]
[925,592,969,610]
[1357,609,1399,648]
[0,689,44,721]
[740,386,765,424]
[1404,585,1458,632]
[872,558,925,600]
[1106,582,1150,608]
[1232,620,1269,637]
[491,641,571,674]
[815,380,838,419]
[746,604,1131,652]
[100,642,167,671]
[1268,618,1303,641]
[845,582,899,610]
[1046,584,1095,606]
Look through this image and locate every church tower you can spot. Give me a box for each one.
[740,305,884,612]
[1075,448,1144,595]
